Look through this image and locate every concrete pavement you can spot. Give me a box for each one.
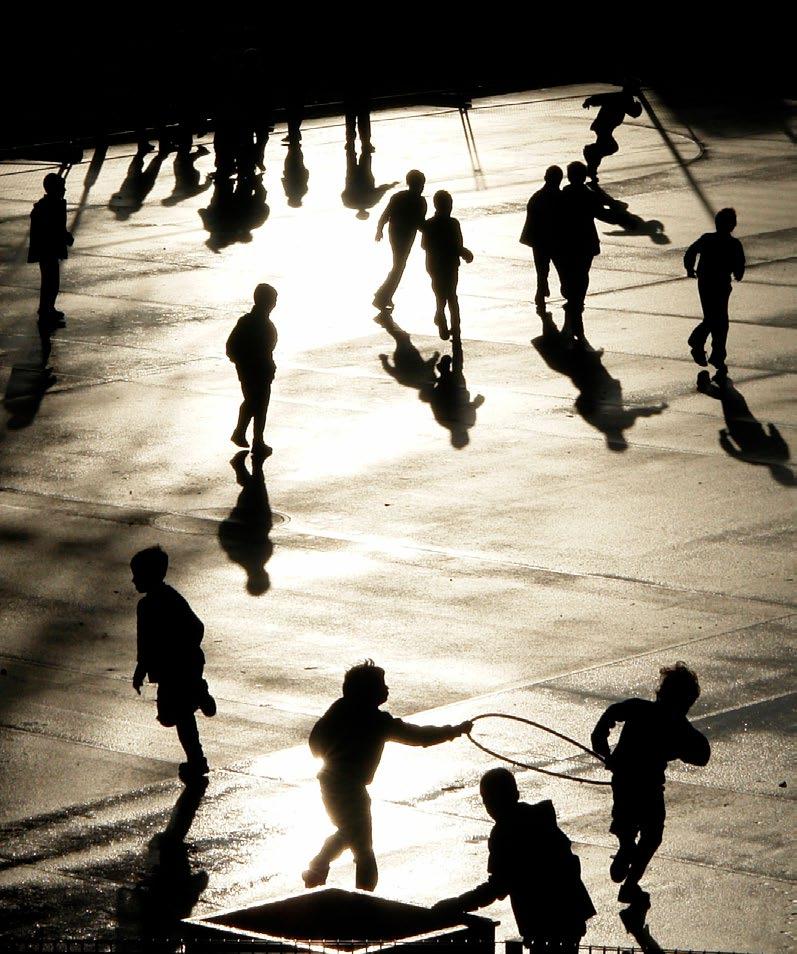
[0,86,794,950]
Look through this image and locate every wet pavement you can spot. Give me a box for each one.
[0,86,794,951]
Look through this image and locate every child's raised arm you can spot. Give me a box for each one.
[591,700,633,761]
[388,718,472,747]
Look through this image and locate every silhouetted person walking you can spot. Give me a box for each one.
[554,162,617,347]
[582,81,643,182]
[433,769,595,952]
[227,284,278,458]
[520,165,563,320]
[684,207,745,383]
[28,173,73,325]
[303,660,471,891]
[421,190,473,341]
[373,170,427,310]
[131,546,216,786]
[591,662,710,917]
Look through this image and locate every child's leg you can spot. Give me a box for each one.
[175,714,208,773]
[624,796,665,889]
[448,272,461,339]
[707,287,731,374]
[305,780,363,885]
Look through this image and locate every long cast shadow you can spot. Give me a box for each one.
[341,147,397,220]
[620,902,664,953]
[162,145,212,207]
[533,328,667,451]
[218,451,273,594]
[698,374,794,485]
[377,315,484,447]
[199,174,269,251]
[593,183,670,245]
[116,778,209,940]
[3,321,57,429]
[109,150,167,221]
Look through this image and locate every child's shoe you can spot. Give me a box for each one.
[302,865,328,888]
[179,758,209,785]
[618,882,650,908]
[690,346,708,367]
[230,429,249,448]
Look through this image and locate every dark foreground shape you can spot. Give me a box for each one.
[184,887,495,951]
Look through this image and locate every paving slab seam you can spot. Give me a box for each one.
[1,485,792,610]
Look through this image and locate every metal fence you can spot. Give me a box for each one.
[0,938,757,954]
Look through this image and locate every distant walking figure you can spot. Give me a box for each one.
[433,769,595,952]
[28,173,74,325]
[131,546,216,785]
[684,207,745,383]
[591,662,710,915]
[421,190,473,341]
[520,165,563,319]
[344,89,373,153]
[582,81,643,182]
[373,170,428,310]
[555,162,617,346]
[303,660,471,891]
[227,284,278,459]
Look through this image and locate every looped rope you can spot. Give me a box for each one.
[467,712,611,786]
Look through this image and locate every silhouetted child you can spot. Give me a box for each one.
[28,173,74,325]
[582,81,643,182]
[591,662,710,911]
[373,169,428,310]
[684,207,745,383]
[227,284,278,459]
[131,546,216,785]
[303,660,471,891]
[421,190,473,341]
[520,165,563,320]
[433,768,595,952]
[555,161,618,347]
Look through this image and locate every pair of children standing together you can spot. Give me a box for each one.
[373,170,473,342]
[130,557,709,946]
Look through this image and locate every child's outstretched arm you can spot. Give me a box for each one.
[591,701,633,763]
[433,876,504,918]
[388,718,472,747]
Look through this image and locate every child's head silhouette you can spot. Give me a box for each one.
[253,283,278,312]
[406,169,426,193]
[43,173,65,198]
[131,545,168,592]
[480,767,519,820]
[715,208,737,235]
[656,661,700,714]
[433,190,453,216]
[566,161,588,185]
[544,165,564,187]
[343,659,388,706]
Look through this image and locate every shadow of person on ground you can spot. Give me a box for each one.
[199,174,269,251]
[282,139,309,207]
[109,149,167,220]
[533,328,667,451]
[341,146,397,220]
[376,312,440,394]
[162,145,212,207]
[3,321,57,428]
[697,374,794,485]
[422,344,485,448]
[116,778,209,940]
[619,902,665,953]
[70,143,107,233]
[593,183,670,245]
[218,451,273,595]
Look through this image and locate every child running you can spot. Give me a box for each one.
[303,660,471,891]
[591,662,710,912]
[131,546,216,785]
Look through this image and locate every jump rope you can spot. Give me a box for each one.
[466,713,611,787]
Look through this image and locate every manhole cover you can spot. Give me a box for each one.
[151,508,288,536]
